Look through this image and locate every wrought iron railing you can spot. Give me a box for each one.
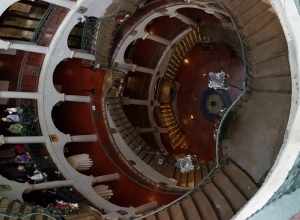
[81,17,99,53]
[32,6,54,42]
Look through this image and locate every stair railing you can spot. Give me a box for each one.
[134,165,220,219]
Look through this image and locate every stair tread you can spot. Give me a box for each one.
[191,190,218,220]
[213,171,247,211]
[223,162,258,199]
[145,215,156,220]
[157,209,171,220]
[169,203,186,220]
[203,182,234,220]
[181,196,202,220]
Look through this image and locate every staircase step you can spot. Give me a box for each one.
[252,55,290,78]
[223,162,258,199]
[203,182,234,220]
[169,203,186,220]
[250,35,287,64]
[238,1,271,26]
[230,0,259,18]
[181,196,202,220]
[157,209,171,220]
[247,18,283,48]
[242,10,276,37]
[145,215,156,220]
[213,171,247,211]
[191,190,218,220]
[250,76,291,93]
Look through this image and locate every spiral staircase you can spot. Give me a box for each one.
[0,0,299,220]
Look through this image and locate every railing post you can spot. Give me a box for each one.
[92,174,120,184]
[0,40,48,54]
[0,136,45,146]
[70,134,98,143]
[25,180,74,192]
[0,91,39,100]
[64,95,91,103]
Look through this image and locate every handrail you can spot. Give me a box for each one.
[214,0,249,167]
[214,91,246,165]
[135,164,220,219]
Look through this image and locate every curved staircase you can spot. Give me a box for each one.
[141,160,258,220]
[0,0,293,219]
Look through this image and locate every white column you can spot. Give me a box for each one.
[70,134,97,143]
[92,173,120,184]
[11,42,48,54]
[0,40,48,54]
[72,51,96,61]
[114,63,155,75]
[134,65,155,75]
[26,180,73,192]
[146,34,171,46]
[0,135,45,145]
[64,95,91,103]
[43,0,76,9]
[122,97,148,106]
[0,91,39,99]
[174,13,197,26]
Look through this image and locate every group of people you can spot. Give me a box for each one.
[0,106,46,183]
[1,106,39,136]
[0,143,48,184]
[0,105,82,211]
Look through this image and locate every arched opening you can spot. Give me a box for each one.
[176,7,220,25]
[67,17,98,53]
[53,58,104,95]
[0,0,51,42]
[145,16,188,41]
[0,100,41,136]
[124,38,166,69]
[0,143,61,184]
[122,71,152,100]
[51,101,95,135]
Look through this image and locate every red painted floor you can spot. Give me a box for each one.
[176,43,244,161]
